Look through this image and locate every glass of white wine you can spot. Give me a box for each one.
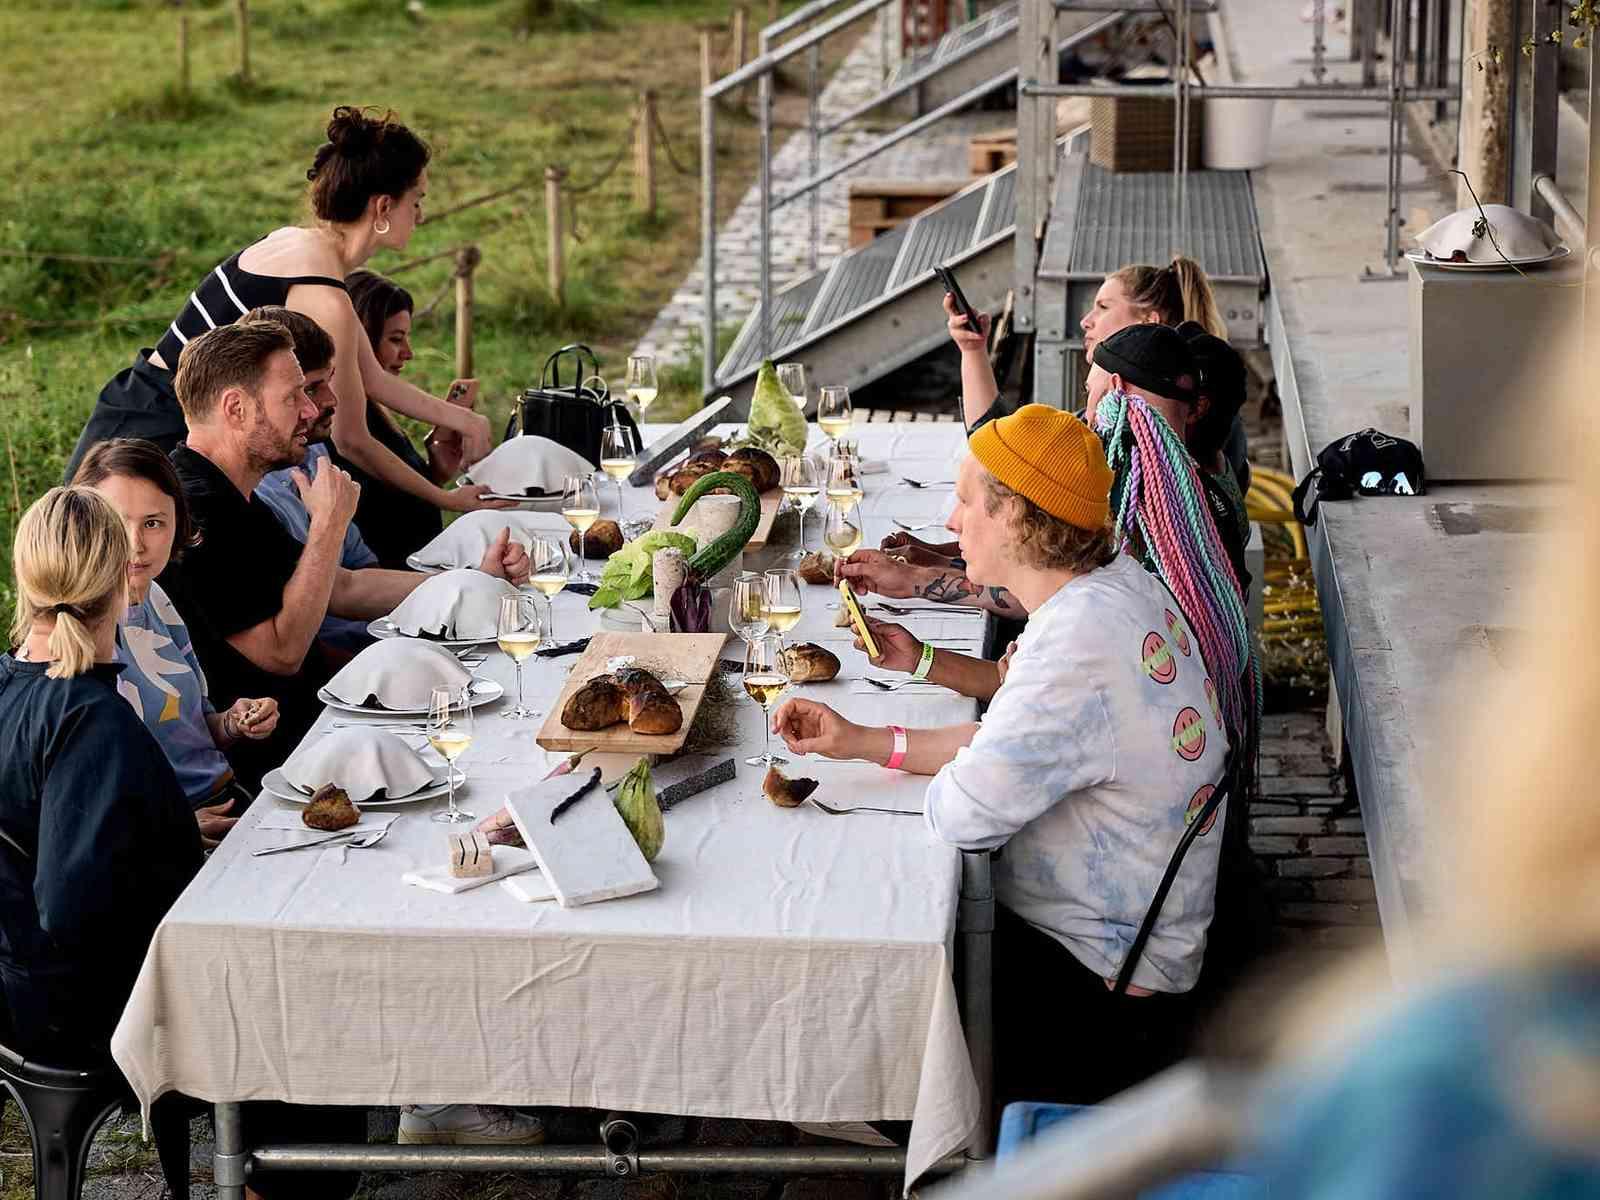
[777,362,808,413]
[823,497,864,557]
[562,473,601,583]
[742,633,790,768]
[600,422,639,522]
[626,355,658,417]
[762,569,802,642]
[817,385,853,442]
[729,572,771,645]
[825,453,864,509]
[428,684,474,824]
[780,454,821,555]
[528,536,569,641]
[497,592,545,721]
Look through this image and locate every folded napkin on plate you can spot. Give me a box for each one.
[411,511,570,571]
[282,728,442,803]
[324,639,472,710]
[387,569,519,641]
[403,847,540,894]
[462,436,594,496]
[257,810,401,834]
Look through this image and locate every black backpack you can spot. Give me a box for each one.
[506,344,641,469]
[1291,428,1425,526]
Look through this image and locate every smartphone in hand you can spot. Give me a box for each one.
[932,265,981,334]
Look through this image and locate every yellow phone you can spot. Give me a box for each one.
[838,579,880,660]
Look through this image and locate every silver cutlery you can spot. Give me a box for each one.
[892,519,945,531]
[874,602,984,616]
[860,677,946,693]
[329,721,430,731]
[899,477,953,489]
[807,798,922,817]
[252,825,393,857]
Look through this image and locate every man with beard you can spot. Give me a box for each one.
[161,321,528,789]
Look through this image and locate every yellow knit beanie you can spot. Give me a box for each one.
[969,406,1112,530]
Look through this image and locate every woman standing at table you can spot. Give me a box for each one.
[0,487,202,1063]
[775,407,1229,1106]
[65,106,511,549]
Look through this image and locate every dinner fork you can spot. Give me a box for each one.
[891,519,944,532]
[861,677,943,693]
[807,797,922,817]
[874,602,984,616]
[252,825,393,857]
[899,477,954,489]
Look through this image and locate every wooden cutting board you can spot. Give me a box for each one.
[535,632,728,753]
[652,489,783,549]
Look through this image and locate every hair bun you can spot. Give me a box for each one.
[326,105,378,156]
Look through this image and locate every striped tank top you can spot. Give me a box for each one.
[154,240,345,367]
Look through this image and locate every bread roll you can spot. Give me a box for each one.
[560,669,683,735]
[727,447,780,492]
[562,676,626,731]
[572,518,624,558]
[764,765,819,809]
[780,643,840,682]
[797,552,835,585]
[303,784,360,831]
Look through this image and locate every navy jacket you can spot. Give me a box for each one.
[0,654,201,1063]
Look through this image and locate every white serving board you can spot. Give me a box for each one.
[505,776,659,908]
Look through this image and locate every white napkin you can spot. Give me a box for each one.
[282,728,441,804]
[387,569,519,640]
[256,810,401,834]
[324,639,473,710]
[501,872,559,903]
[403,847,540,894]
[463,435,595,495]
[411,511,570,571]
[1416,204,1558,262]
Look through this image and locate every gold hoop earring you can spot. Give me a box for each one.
[374,218,392,236]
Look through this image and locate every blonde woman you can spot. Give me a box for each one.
[0,487,201,1063]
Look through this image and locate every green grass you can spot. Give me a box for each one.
[0,0,854,613]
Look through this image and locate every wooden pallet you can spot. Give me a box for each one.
[848,178,969,246]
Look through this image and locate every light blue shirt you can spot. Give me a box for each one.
[115,581,231,807]
[256,443,380,651]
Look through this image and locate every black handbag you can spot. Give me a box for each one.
[1291,428,1426,527]
[506,344,641,469]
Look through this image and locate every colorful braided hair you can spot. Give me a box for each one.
[1094,388,1260,750]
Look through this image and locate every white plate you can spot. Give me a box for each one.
[261,766,465,808]
[1404,245,1571,271]
[317,676,504,717]
[368,617,496,647]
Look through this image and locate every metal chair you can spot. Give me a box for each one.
[0,1038,189,1200]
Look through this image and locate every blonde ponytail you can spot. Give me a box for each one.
[10,487,129,680]
[1168,256,1226,338]
[1112,256,1227,338]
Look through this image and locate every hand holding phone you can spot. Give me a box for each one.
[837,579,881,660]
[932,265,981,334]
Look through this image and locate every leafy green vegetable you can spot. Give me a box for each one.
[588,530,698,609]
[747,359,809,456]
[613,757,663,862]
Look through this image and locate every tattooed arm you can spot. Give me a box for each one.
[837,551,1020,616]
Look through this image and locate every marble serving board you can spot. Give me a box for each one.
[534,632,727,754]
[505,776,658,908]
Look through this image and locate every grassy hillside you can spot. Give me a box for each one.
[0,0,836,613]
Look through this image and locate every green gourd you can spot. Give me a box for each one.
[669,470,761,579]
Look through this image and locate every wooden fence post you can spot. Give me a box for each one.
[732,5,748,74]
[177,8,191,96]
[768,0,779,26]
[544,167,565,306]
[700,26,716,92]
[634,90,657,218]
[235,0,251,84]
[454,246,480,379]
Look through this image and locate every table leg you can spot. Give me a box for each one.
[214,1101,247,1200]
[958,849,995,1157]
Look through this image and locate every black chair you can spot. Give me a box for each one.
[0,1039,189,1200]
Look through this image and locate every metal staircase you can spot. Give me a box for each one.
[712,142,1045,409]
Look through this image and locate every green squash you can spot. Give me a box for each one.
[669,470,761,580]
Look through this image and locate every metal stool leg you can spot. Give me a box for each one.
[959,849,995,1157]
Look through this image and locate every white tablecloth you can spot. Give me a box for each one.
[112,424,982,1190]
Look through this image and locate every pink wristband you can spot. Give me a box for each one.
[885,725,908,771]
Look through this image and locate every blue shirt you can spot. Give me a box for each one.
[115,581,232,807]
[256,443,380,651]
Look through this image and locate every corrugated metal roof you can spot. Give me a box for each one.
[1070,164,1264,279]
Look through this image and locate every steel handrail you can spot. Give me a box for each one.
[759,0,855,53]
[1021,81,1455,100]
[704,0,891,99]
[1534,172,1587,244]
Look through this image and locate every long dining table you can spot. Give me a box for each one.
[111,421,993,1195]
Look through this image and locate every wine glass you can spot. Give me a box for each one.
[562,473,601,582]
[626,355,658,417]
[823,497,864,558]
[762,569,802,643]
[780,454,821,555]
[742,633,790,768]
[600,422,640,522]
[497,592,545,721]
[826,453,864,509]
[777,362,808,413]
[428,684,474,824]
[528,536,569,641]
[729,571,771,645]
[817,385,853,442]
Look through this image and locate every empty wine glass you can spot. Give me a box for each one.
[428,684,474,824]
[497,593,545,721]
[823,497,864,558]
[528,536,569,640]
[742,633,790,768]
[762,569,803,643]
[817,385,853,442]
[562,474,601,583]
[600,422,639,521]
[730,572,771,645]
[777,362,808,412]
[626,355,658,417]
[780,454,821,555]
